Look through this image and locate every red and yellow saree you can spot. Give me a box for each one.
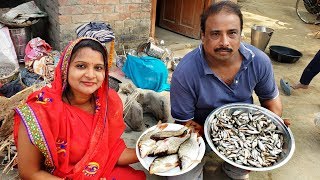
[14,38,145,179]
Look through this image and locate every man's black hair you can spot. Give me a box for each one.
[200,1,243,34]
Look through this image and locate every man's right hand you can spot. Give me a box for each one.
[184,120,204,136]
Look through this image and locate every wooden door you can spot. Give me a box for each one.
[159,0,204,39]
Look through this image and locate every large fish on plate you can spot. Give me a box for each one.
[150,126,189,140]
[149,154,180,174]
[138,122,168,158]
[178,132,201,170]
[153,133,191,156]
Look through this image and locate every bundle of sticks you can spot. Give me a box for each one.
[0,136,17,174]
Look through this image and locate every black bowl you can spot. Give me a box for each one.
[269,45,302,63]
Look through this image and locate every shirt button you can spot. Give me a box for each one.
[235,80,239,84]
[244,67,248,70]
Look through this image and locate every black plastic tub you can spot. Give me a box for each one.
[269,45,302,63]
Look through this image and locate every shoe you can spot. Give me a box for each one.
[280,79,291,96]
[222,162,250,180]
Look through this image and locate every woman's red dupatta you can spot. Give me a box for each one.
[14,38,145,179]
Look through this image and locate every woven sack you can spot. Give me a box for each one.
[0,85,34,141]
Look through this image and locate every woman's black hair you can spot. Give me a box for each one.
[70,39,108,65]
[200,1,243,34]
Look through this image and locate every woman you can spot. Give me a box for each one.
[14,37,146,179]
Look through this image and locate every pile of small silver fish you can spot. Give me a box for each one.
[210,108,284,168]
[138,123,201,174]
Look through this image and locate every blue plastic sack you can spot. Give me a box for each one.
[122,55,170,92]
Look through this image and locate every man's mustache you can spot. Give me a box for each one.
[214,47,233,52]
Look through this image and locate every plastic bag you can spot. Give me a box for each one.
[122,55,170,92]
[0,25,18,68]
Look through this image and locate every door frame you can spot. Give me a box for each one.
[149,0,212,38]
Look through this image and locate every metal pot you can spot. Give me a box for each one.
[251,25,274,51]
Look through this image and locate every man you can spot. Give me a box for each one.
[170,1,282,179]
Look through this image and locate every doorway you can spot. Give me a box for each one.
[156,0,204,39]
[150,0,214,40]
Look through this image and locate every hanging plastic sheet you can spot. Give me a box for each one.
[122,55,170,92]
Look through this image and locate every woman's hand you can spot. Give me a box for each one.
[117,148,139,166]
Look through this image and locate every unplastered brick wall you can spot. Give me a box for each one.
[33,0,60,50]
[34,0,151,50]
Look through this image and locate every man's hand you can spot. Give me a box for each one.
[184,120,204,136]
[283,118,291,126]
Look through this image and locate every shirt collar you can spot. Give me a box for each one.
[199,42,255,75]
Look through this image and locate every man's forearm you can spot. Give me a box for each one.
[260,96,283,117]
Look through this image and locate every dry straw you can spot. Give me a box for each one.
[0,83,43,174]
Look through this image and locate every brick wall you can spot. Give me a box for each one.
[34,0,152,51]
[33,0,60,50]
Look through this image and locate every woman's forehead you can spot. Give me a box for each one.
[71,47,104,63]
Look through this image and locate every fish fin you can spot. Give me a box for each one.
[178,159,182,170]
[149,166,155,174]
[178,129,190,138]
[147,153,156,157]
[184,124,195,133]
[175,162,180,167]
[156,121,168,130]
[154,151,168,157]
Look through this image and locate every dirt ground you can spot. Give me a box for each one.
[239,0,320,179]
[240,1,320,179]
[1,0,320,179]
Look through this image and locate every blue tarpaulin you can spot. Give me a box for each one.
[122,55,170,92]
